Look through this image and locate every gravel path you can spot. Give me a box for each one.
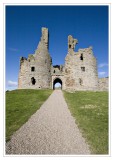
[6,90,90,155]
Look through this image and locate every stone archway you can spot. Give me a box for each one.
[53,78,62,90]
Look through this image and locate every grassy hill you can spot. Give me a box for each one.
[64,91,108,154]
[6,89,53,142]
[6,89,108,154]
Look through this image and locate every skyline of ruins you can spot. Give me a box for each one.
[6,5,108,90]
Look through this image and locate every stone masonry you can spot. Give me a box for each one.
[18,27,108,91]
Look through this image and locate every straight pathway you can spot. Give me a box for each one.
[6,90,90,154]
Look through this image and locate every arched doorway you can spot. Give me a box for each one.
[53,78,62,90]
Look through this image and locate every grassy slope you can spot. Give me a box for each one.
[6,89,52,142]
[64,91,108,154]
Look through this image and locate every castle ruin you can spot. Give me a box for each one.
[18,27,108,91]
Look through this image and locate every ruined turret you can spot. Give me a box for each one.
[18,27,52,89]
[41,27,49,48]
[65,37,98,91]
[18,27,107,91]
[68,35,78,54]
[35,27,49,54]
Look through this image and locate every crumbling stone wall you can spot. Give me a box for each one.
[18,27,108,91]
[98,77,108,91]
[18,27,52,89]
[64,36,98,91]
[68,35,78,54]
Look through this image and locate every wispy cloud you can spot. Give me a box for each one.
[8,48,19,52]
[7,80,18,87]
[98,72,106,76]
[98,63,108,68]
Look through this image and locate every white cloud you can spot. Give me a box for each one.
[8,48,18,52]
[7,80,18,87]
[98,72,106,76]
[98,63,108,68]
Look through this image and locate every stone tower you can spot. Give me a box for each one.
[18,27,108,91]
[18,27,52,89]
[64,35,98,91]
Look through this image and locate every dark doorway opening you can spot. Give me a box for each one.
[31,77,36,85]
[53,78,62,90]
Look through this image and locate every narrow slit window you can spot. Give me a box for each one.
[80,54,83,60]
[31,67,35,72]
[79,78,83,85]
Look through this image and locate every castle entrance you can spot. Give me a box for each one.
[53,78,62,90]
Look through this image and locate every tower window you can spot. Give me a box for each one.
[79,78,83,85]
[69,44,71,48]
[31,77,36,85]
[80,54,83,60]
[54,70,55,73]
[81,67,85,71]
[31,67,35,72]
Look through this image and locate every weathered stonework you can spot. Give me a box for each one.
[18,27,108,91]
[98,77,108,91]
[18,28,52,89]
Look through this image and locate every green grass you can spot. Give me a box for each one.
[64,91,108,154]
[6,89,53,142]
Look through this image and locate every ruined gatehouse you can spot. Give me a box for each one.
[18,27,108,91]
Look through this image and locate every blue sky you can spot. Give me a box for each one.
[6,5,109,90]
